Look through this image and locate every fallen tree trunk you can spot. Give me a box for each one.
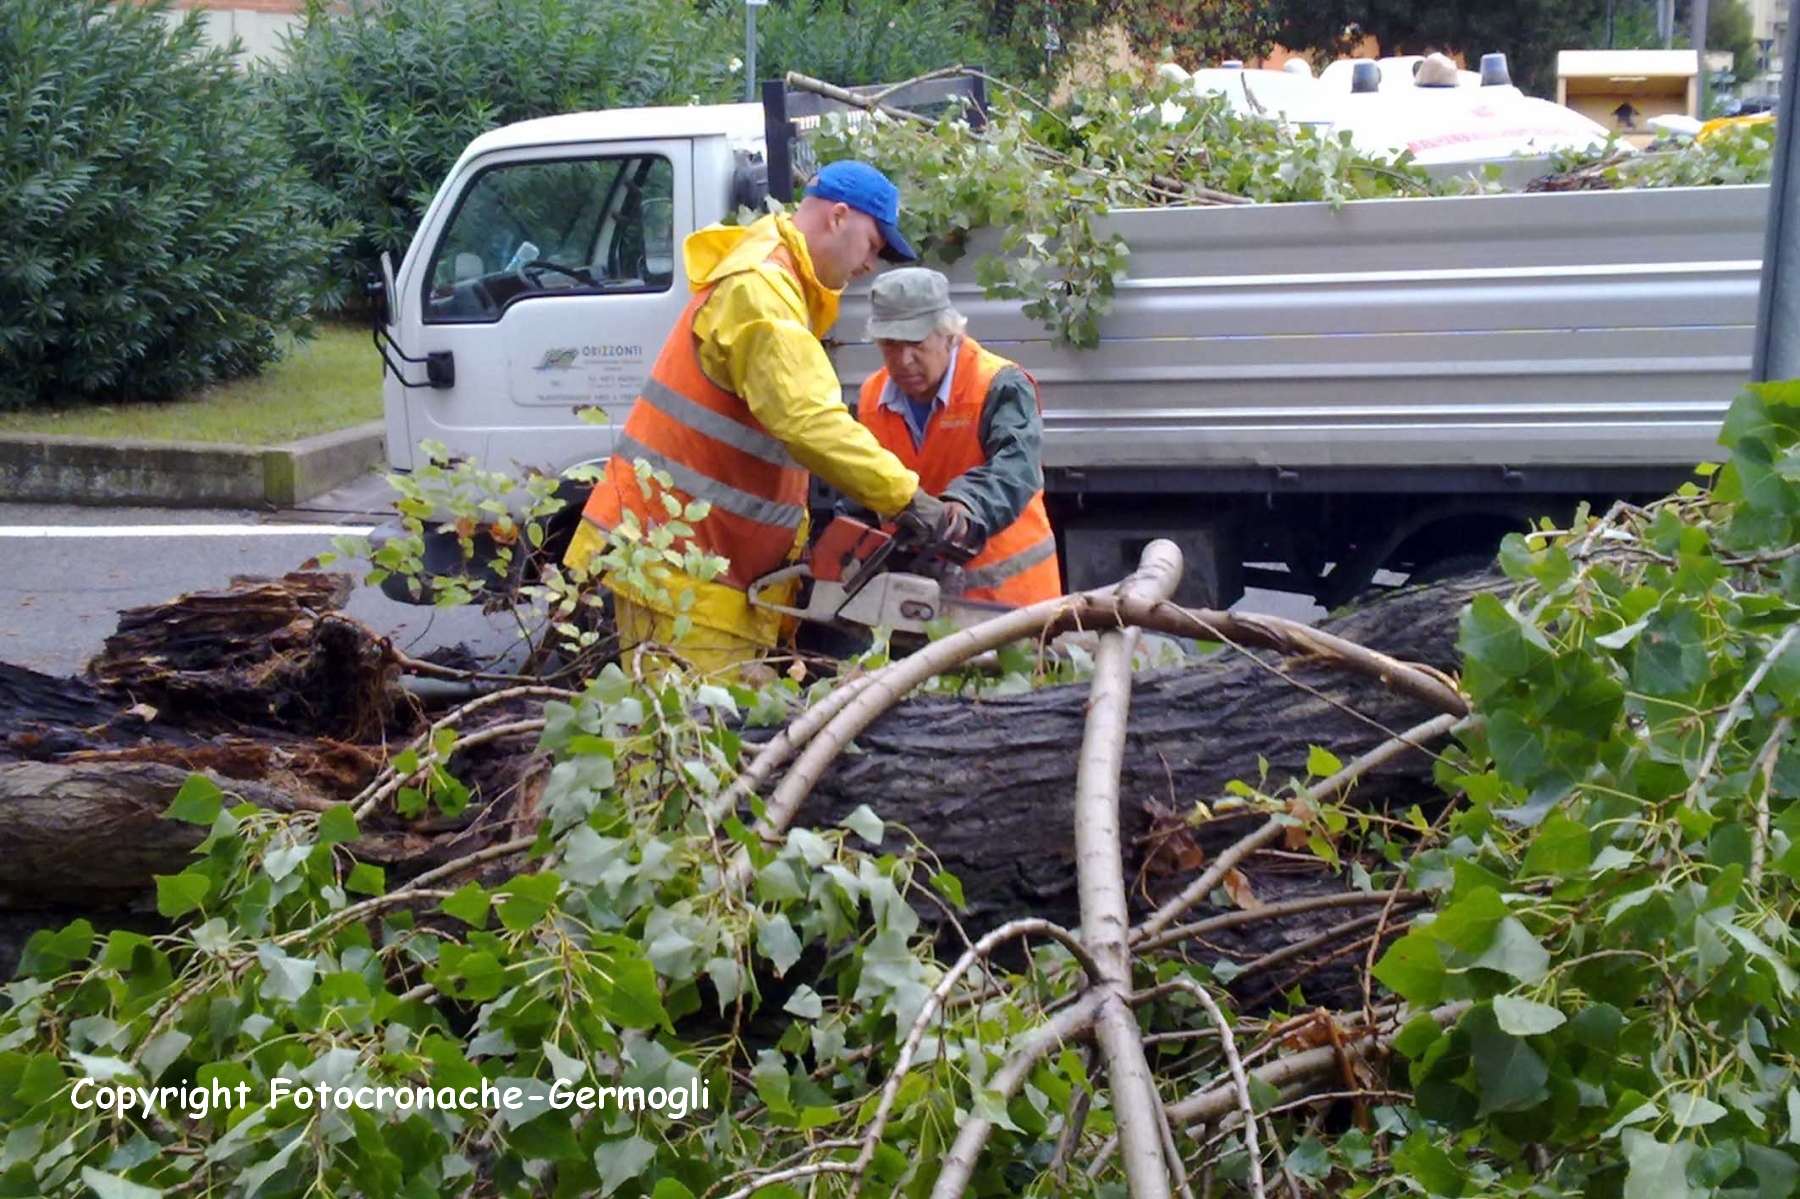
[0,569,1494,993]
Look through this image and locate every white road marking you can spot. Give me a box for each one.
[0,524,375,539]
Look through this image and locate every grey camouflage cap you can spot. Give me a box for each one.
[867,268,952,342]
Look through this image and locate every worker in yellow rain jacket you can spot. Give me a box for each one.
[563,160,959,674]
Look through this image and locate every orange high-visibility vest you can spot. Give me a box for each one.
[858,337,1062,606]
[578,247,810,591]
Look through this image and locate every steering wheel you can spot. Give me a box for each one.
[519,259,596,288]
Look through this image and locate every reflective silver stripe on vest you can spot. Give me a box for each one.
[961,534,1057,591]
[641,377,798,470]
[614,435,806,530]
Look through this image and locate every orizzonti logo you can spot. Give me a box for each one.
[535,347,580,371]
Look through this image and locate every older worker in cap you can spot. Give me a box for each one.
[856,268,1062,606]
[564,161,963,674]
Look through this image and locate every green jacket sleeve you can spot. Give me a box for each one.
[939,366,1045,538]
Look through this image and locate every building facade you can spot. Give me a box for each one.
[166,0,304,62]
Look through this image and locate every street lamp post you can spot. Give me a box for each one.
[745,0,767,103]
[1753,3,1800,379]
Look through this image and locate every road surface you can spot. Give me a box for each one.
[0,474,1325,678]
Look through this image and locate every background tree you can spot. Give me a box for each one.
[263,0,735,309]
[992,0,1280,71]
[743,0,1013,88]
[1576,0,1762,101]
[1266,0,1609,93]
[0,0,330,410]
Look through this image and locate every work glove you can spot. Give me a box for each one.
[895,491,983,563]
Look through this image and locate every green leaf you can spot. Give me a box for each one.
[1719,922,1800,995]
[345,862,386,896]
[1631,605,1711,698]
[1426,887,1509,953]
[1306,745,1343,778]
[154,871,210,918]
[440,883,491,928]
[1521,812,1593,877]
[783,985,823,1020]
[1464,1005,1550,1115]
[1470,918,1551,984]
[79,1167,161,1199]
[930,870,967,910]
[757,913,804,977]
[840,805,885,846]
[1623,1131,1697,1199]
[1669,1091,1728,1128]
[1461,593,1551,676]
[1372,932,1446,1005]
[317,804,359,845]
[590,936,671,1031]
[496,873,561,931]
[163,774,223,825]
[255,945,316,1003]
[1392,1135,1467,1197]
[1492,995,1566,1036]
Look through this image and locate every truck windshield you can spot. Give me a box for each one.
[424,153,674,322]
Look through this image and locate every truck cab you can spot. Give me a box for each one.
[378,102,768,477]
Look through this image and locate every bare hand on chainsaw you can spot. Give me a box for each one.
[895,491,983,564]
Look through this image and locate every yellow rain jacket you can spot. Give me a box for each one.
[564,213,919,653]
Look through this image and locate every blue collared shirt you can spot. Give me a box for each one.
[877,347,959,451]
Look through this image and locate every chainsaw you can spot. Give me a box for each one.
[747,516,1010,637]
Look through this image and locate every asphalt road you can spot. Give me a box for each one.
[1,474,1324,678]
[0,475,526,677]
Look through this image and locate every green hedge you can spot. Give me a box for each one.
[264,0,735,309]
[748,0,1008,89]
[0,0,331,411]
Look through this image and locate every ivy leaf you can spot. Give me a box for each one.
[706,956,746,1009]
[930,870,967,910]
[1492,995,1566,1036]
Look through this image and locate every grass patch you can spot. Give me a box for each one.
[0,322,381,446]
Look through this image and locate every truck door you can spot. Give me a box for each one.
[389,141,694,475]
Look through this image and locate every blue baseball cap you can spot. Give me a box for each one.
[805,160,916,263]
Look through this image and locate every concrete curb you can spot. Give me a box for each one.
[0,422,386,509]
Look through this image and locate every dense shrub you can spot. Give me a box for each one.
[745,0,1013,90]
[264,0,736,308]
[0,0,332,410]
